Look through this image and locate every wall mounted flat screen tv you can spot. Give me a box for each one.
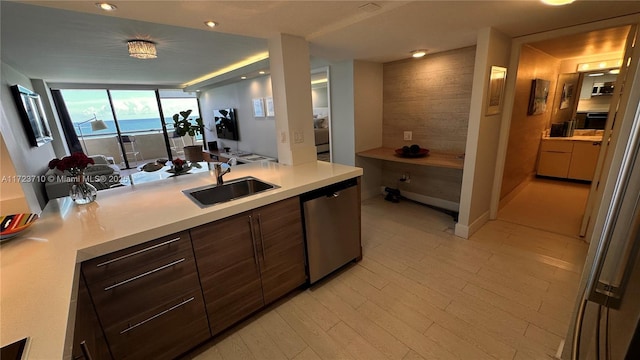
[214,108,239,141]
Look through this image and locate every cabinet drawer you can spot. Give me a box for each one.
[87,250,201,329]
[83,231,191,284]
[540,140,574,153]
[105,290,210,360]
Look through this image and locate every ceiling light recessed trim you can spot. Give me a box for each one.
[411,49,427,58]
[95,2,117,11]
[127,40,157,60]
[204,21,218,28]
[182,52,270,88]
[540,0,575,6]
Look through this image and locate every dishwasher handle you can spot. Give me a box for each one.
[301,178,358,202]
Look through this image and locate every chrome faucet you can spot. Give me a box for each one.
[213,162,231,185]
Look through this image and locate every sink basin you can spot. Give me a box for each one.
[183,176,279,208]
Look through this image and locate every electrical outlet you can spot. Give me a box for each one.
[404,131,412,141]
[280,131,287,143]
[294,130,304,144]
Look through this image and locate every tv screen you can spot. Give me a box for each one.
[214,108,239,141]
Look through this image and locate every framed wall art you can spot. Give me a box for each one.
[265,97,275,117]
[527,78,550,116]
[10,84,53,147]
[486,66,507,116]
[252,98,265,117]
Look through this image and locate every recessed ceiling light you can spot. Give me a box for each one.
[95,2,117,11]
[259,71,266,75]
[609,69,620,74]
[588,73,604,77]
[204,21,218,28]
[411,50,427,58]
[241,76,247,80]
[540,0,575,5]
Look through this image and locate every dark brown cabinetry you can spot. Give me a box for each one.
[72,273,112,360]
[191,197,306,335]
[80,231,210,360]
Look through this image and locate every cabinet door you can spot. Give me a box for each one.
[73,274,112,360]
[568,141,601,181]
[538,151,572,178]
[254,197,306,304]
[191,211,264,335]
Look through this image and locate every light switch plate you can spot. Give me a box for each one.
[404,131,412,141]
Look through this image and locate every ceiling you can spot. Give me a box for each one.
[2,1,639,89]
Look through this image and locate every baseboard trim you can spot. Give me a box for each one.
[455,210,489,239]
[379,186,459,212]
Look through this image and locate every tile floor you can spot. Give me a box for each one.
[498,178,591,238]
[185,195,589,360]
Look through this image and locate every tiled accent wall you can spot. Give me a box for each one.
[382,46,475,153]
[380,47,475,204]
[501,45,561,199]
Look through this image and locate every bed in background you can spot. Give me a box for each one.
[313,108,330,154]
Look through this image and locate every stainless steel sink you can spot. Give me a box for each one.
[183,176,279,208]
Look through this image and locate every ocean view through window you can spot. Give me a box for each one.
[59,88,200,169]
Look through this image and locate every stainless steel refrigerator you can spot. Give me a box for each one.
[563,44,640,359]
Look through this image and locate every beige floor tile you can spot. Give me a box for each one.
[292,347,323,360]
[237,320,288,360]
[357,301,458,360]
[307,283,410,360]
[257,310,308,359]
[275,301,353,360]
[327,322,388,360]
[215,333,256,360]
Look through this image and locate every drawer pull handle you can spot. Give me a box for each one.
[248,216,258,265]
[119,297,194,335]
[96,237,181,267]
[257,214,266,265]
[104,258,185,291]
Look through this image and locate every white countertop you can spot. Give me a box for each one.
[0,161,362,359]
[542,135,603,142]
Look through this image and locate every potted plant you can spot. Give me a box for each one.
[172,110,205,162]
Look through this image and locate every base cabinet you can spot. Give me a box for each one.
[80,231,210,360]
[537,139,601,181]
[73,274,112,360]
[568,141,601,181]
[74,196,307,359]
[191,197,306,335]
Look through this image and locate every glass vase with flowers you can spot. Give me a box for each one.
[48,152,97,204]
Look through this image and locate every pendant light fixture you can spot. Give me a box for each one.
[127,40,157,59]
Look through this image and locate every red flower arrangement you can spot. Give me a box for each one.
[48,152,95,175]
[172,158,186,170]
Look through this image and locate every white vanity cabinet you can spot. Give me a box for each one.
[537,138,601,181]
[568,141,602,181]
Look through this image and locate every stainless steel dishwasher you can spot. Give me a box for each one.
[301,178,361,284]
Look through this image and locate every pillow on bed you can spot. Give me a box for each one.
[314,117,328,129]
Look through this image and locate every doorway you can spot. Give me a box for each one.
[311,67,332,162]
[496,25,631,238]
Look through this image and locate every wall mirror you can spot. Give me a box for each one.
[10,84,53,147]
[575,69,618,129]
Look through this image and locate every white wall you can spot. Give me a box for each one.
[1,62,57,211]
[354,60,384,199]
[330,61,356,166]
[455,28,511,239]
[198,76,277,158]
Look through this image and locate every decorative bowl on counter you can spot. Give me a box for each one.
[395,147,430,158]
[0,213,39,242]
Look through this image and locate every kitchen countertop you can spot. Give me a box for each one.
[542,135,604,142]
[0,161,362,359]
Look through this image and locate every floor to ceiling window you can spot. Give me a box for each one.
[59,88,200,169]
